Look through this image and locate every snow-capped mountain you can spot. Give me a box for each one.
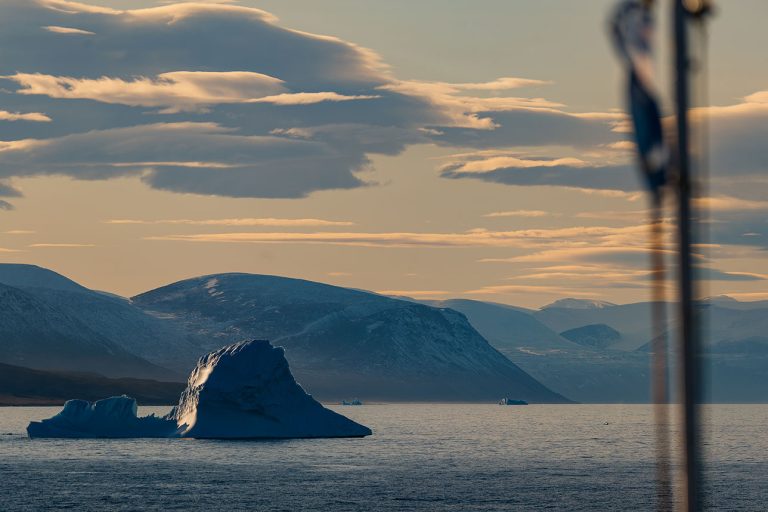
[0,282,171,380]
[540,298,617,310]
[0,264,203,374]
[0,263,90,292]
[4,263,765,403]
[132,273,569,403]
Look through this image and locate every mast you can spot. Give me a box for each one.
[672,0,708,509]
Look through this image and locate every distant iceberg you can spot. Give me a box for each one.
[27,396,178,438]
[498,398,528,406]
[27,340,371,440]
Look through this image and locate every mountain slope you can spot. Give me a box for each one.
[0,282,171,379]
[560,324,622,349]
[431,299,652,403]
[0,264,202,374]
[133,274,569,403]
[467,297,768,403]
[0,263,89,292]
[534,301,661,350]
[424,299,573,352]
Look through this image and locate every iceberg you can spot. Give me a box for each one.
[27,340,371,440]
[27,396,178,438]
[498,398,528,406]
[169,340,371,438]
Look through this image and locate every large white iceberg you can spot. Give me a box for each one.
[27,340,371,439]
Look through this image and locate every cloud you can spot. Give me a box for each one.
[722,292,768,301]
[439,151,638,192]
[380,78,565,130]
[6,72,378,113]
[4,230,35,234]
[0,0,625,209]
[515,268,649,282]
[688,92,768,181]
[0,181,22,197]
[511,262,765,286]
[145,224,650,248]
[465,284,599,297]
[0,110,51,122]
[701,269,768,282]
[376,289,452,298]
[695,196,768,212]
[247,92,379,106]
[446,77,552,91]
[0,180,21,210]
[29,243,96,247]
[0,0,763,216]
[481,246,679,265]
[106,217,355,227]
[575,209,649,221]
[43,25,94,35]
[0,122,369,197]
[428,108,621,148]
[484,210,556,218]
[6,71,287,112]
[429,90,768,222]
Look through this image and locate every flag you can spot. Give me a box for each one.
[610,0,667,197]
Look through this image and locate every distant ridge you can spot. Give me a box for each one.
[560,324,622,349]
[0,264,88,292]
[0,362,184,406]
[540,298,616,310]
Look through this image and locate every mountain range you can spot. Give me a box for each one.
[1,264,766,403]
[131,273,565,402]
[435,297,768,402]
[0,265,566,403]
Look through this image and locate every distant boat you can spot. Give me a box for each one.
[341,399,363,406]
[498,398,528,406]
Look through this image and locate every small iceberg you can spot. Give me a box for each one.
[341,399,363,406]
[27,396,178,438]
[27,340,371,440]
[498,398,528,406]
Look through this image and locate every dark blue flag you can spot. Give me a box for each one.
[610,0,668,197]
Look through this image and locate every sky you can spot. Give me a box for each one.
[0,0,767,308]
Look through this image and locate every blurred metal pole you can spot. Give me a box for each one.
[649,195,672,511]
[672,0,702,509]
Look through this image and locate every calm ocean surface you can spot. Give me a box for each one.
[0,404,765,511]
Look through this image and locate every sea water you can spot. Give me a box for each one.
[1,404,766,511]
